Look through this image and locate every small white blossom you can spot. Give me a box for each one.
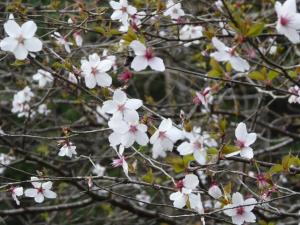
[224,192,257,225]
[179,25,203,47]
[52,32,72,53]
[288,85,300,103]
[110,0,137,25]
[0,153,15,174]
[163,0,185,20]
[73,31,83,47]
[92,163,106,176]
[32,69,53,88]
[150,118,183,159]
[193,87,213,109]
[0,18,42,60]
[10,186,23,205]
[112,145,130,179]
[37,104,51,116]
[81,53,113,89]
[68,72,79,84]
[210,37,250,72]
[12,86,35,118]
[58,142,77,158]
[129,40,165,72]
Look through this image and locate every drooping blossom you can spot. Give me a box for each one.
[58,142,77,158]
[179,25,203,47]
[80,53,113,89]
[24,177,57,203]
[193,87,213,109]
[288,85,300,103]
[129,40,165,72]
[163,0,185,20]
[210,37,250,72]
[0,18,42,60]
[102,89,143,120]
[275,0,300,43]
[32,69,53,88]
[109,0,137,25]
[150,118,183,158]
[224,192,257,225]
[52,32,72,53]
[92,163,106,176]
[10,186,23,205]
[112,145,129,179]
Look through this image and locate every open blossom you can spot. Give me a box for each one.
[275,0,300,43]
[25,177,57,203]
[58,142,77,158]
[119,11,146,32]
[52,32,72,53]
[224,192,257,225]
[150,118,183,159]
[228,122,257,159]
[12,86,35,118]
[179,25,203,47]
[108,112,149,148]
[170,174,203,212]
[129,40,165,72]
[112,145,129,179]
[208,183,222,199]
[110,0,137,25]
[177,132,207,165]
[210,37,250,72]
[102,89,142,120]
[163,0,185,20]
[0,18,42,60]
[288,85,300,103]
[10,186,23,205]
[81,53,113,89]
[92,163,106,176]
[193,87,213,108]
[32,69,53,88]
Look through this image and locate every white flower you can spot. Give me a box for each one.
[179,25,203,47]
[193,87,213,109]
[208,183,222,199]
[0,19,42,60]
[73,31,83,47]
[92,163,106,176]
[81,53,113,89]
[226,122,257,159]
[129,40,165,72]
[96,105,109,124]
[11,86,35,118]
[102,89,142,120]
[110,0,137,25]
[275,0,300,43]
[108,111,149,148]
[58,142,77,158]
[37,104,51,115]
[112,145,130,179]
[163,0,185,20]
[224,192,257,225]
[177,132,207,165]
[25,177,57,203]
[32,69,53,88]
[215,0,224,11]
[10,186,23,205]
[288,85,300,103]
[68,72,79,84]
[102,49,117,72]
[170,174,203,212]
[119,11,146,32]
[0,153,15,174]
[150,118,183,158]
[210,37,250,72]
[136,191,151,206]
[52,32,72,53]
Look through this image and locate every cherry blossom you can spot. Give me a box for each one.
[288,85,300,103]
[224,192,257,225]
[275,0,300,43]
[102,89,142,120]
[68,72,79,84]
[177,132,207,165]
[73,31,83,47]
[96,105,109,124]
[108,111,149,148]
[92,163,106,176]
[150,118,183,158]
[12,86,35,118]
[119,11,146,32]
[193,87,213,109]
[169,174,203,212]
[0,153,15,174]
[58,142,77,158]
[0,18,42,60]
[24,177,57,203]
[179,25,203,47]
[81,53,113,89]
[210,37,250,72]
[163,0,185,20]
[129,40,165,72]
[229,122,257,159]
[32,69,53,88]
[208,183,222,199]
[52,32,72,53]
[37,104,51,116]
[110,0,137,25]
[112,145,129,179]
[10,186,23,205]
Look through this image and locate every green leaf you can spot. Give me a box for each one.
[267,71,279,81]
[268,164,284,174]
[249,71,266,81]
[246,22,265,37]
[142,168,154,183]
[222,144,239,155]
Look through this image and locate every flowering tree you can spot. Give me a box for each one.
[0,0,300,224]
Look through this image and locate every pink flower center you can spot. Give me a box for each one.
[112,157,123,167]
[121,6,127,13]
[145,48,154,60]
[17,35,24,44]
[227,48,236,56]
[193,141,202,149]
[117,104,125,112]
[37,187,44,194]
[236,206,245,215]
[176,180,184,190]
[129,125,138,133]
[235,140,245,148]
[118,70,133,82]
[280,16,289,26]
[91,67,98,75]
[158,131,166,139]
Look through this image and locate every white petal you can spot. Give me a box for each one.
[212,37,228,52]
[14,187,24,196]
[282,0,296,13]
[124,109,139,122]
[170,192,187,208]
[34,193,45,203]
[243,212,256,223]
[42,181,53,190]
[98,59,112,72]
[21,21,37,39]
[194,149,206,165]
[135,131,149,146]
[129,40,146,55]
[0,37,18,52]
[95,72,112,87]
[24,188,37,197]
[245,133,257,146]
[210,51,230,62]
[232,192,244,205]
[113,89,127,103]
[183,174,199,190]
[240,147,254,159]
[208,185,222,199]
[177,142,193,155]
[230,56,250,72]
[167,127,183,142]
[102,100,118,114]
[148,57,165,71]
[131,56,148,71]
[235,122,248,142]
[4,20,21,37]
[244,198,257,212]
[231,215,245,225]
[125,99,143,110]
[149,131,159,144]
[109,132,122,146]
[85,74,97,89]
[159,118,173,131]
[110,1,121,9]
[13,44,28,60]
[111,10,123,20]
[43,189,57,199]
[189,193,203,213]
[127,5,137,15]
[24,37,43,52]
